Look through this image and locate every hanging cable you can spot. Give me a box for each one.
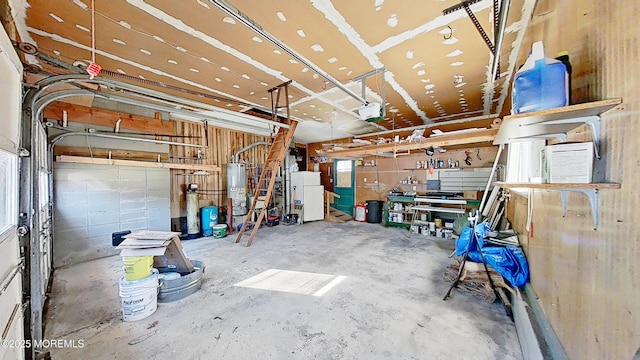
[91,0,96,63]
[85,0,102,79]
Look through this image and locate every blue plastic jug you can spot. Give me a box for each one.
[512,41,568,114]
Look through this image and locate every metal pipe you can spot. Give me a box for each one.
[34,88,271,136]
[35,52,84,74]
[234,141,268,163]
[353,114,498,138]
[209,0,368,105]
[477,143,504,220]
[491,0,511,80]
[25,74,288,130]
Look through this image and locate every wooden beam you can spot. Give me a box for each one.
[54,146,169,161]
[56,155,220,172]
[43,101,175,136]
[325,128,498,158]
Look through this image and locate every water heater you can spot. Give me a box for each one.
[227,163,247,216]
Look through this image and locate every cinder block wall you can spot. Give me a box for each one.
[53,163,170,267]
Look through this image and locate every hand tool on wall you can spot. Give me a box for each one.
[464,151,472,166]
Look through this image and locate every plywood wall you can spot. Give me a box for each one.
[308,139,499,204]
[355,147,499,204]
[505,0,640,358]
[169,120,269,217]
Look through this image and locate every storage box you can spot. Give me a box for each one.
[541,142,594,183]
[117,230,195,275]
[463,190,483,200]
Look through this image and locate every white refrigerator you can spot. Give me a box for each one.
[290,171,324,222]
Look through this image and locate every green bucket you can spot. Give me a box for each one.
[212,224,227,238]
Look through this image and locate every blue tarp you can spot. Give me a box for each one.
[455,222,529,287]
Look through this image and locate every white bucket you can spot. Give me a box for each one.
[119,270,159,322]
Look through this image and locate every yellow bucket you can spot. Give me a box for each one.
[122,256,154,281]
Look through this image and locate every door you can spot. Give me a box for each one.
[0,25,26,360]
[303,185,324,221]
[333,160,355,216]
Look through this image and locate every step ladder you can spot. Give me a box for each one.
[236,81,297,247]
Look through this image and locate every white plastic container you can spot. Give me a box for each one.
[542,142,594,183]
[119,270,159,322]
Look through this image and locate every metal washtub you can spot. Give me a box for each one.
[157,260,204,303]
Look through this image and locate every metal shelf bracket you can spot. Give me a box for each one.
[525,115,601,159]
[559,188,599,230]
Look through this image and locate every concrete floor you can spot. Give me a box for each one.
[44,221,523,359]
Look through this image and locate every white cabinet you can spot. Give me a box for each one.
[290,171,324,222]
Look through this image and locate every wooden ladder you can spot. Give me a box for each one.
[236,81,297,247]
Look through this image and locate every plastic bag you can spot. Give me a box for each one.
[455,222,490,256]
[455,227,475,256]
[454,221,530,287]
[467,246,530,287]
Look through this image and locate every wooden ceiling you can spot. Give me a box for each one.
[16,0,536,143]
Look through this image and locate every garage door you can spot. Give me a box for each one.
[0,25,26,360]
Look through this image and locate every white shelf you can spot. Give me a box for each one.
[497,182,620,230]
[492,100,623,230]
[496,182,620,190]
[414,198,467,205]
[409,197,467,231]
[412,205,466,214]
[494,99,622,159]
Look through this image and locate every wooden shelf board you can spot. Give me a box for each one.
[402,168,462,171]
[56,155,221,172]
[496,182,620,189]
[503,99,622,123]
[325,128,498,158]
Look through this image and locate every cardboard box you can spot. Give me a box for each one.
[463,190,483,200]
[117,230,194,275]
[542,142,594,183]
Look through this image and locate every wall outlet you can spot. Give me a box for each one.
[412,186,416,191]
[364,177,367,182]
